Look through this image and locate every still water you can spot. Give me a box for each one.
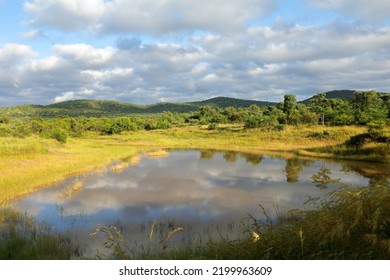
[12,149,390,257]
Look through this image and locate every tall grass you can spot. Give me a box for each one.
[90,221,185,260]
[0,208,82,259]
[197,181,390,260]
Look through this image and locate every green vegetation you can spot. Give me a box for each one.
[0,208,81,259]
[0,89,389,259]
[0,96,275,118]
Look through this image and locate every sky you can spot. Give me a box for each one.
[1,0,390,107]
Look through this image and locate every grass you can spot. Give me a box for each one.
[0,136,142,205]
[61,179,83,198]
[145,150,170,158]
[89,180,390,260]
[183,181,389,259]
[0,208,82,259]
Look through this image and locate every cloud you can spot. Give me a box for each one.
[24,0,276,34]
[2,21,390,107]
[52,44,115,68]
[20,29,48,39]
[308,0,390,22]
[102,0,276,34]
[54,91,75,103]
[24,0,106,31]
[0,43,36,65]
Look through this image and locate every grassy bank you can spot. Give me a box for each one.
[0,136,143,205]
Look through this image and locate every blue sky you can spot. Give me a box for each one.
[1,0,390,106]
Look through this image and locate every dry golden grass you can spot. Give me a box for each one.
[61,179,83,198]
[145,150,170,158]
[0,136,141,205]
[111,162,129,173]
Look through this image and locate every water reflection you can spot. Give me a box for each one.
[311,167,341,190]
[12,150,389,256]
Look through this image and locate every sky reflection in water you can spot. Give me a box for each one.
[13,150,388,255]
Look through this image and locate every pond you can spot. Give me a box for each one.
[12,149,390,258]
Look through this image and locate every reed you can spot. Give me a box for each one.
[90,220,185,259]
[194,181,390,260]
[0,208,82,259]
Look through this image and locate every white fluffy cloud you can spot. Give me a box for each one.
[24,0,276,33]
[1,1,390,106]
[2,21,390,106]
[24,0,106,30]
[0,43,35,65]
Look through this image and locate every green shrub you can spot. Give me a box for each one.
[207,123,218,130]
[0,116,11,124]
[50,129,68,143]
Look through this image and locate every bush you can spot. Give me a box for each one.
[207,123,218,130]
[102,118,138,135]
[0,116,11,124]
[50,129,68,143]
[367,121,386,139]
[344,133,371,149]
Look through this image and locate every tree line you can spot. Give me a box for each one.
[0,90,389,143]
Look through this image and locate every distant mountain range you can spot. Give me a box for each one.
[0,90,387,118]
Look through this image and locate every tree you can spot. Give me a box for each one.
[223,106,243,123]
[244,114,263,129]
[309,93,330,126]
[328,99,354,126]
[352,91,388,124]
[198,106,226,124]
[104,117,137,134]
[283,94,298,125]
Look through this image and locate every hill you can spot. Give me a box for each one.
[301,89,390,104]
[0,96,276,118]
[191,96,276,108]
[301,90,356,104]
[2,90,387,118]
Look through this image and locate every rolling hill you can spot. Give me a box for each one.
[301,90,356,104]
[1,90,387,118]
[0,96,277,118]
